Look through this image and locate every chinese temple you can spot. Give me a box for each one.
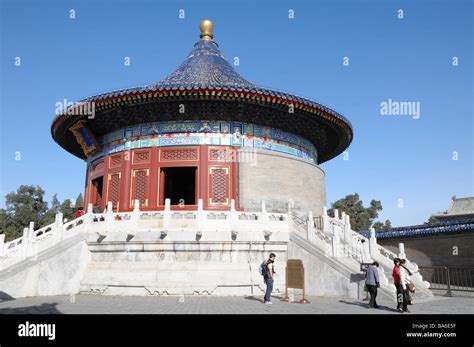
[1,21,432,300]
[51,20,353,215]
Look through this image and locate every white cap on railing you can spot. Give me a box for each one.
[370,228,376,239]
[133,199,140,212]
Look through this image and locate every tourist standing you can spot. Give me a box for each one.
[399,259,411,312]
[74,207,84,219]
[400,259,415,305]
[393,258,409,312]
[263,253,276,305]
[365,261,380,308]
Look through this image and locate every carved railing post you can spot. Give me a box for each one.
[322,206,331,233]
[163,198,171,229]
[343,213,352,244]
[55,212,64,243]
[369,228,379,259]
[197,199,205,231]
[84,203,94,230]
[398,242,406,259]
[307,211,314,241]
[25,222,35,258]
[230,199,237,233]
[131,199,140,231]
[260,200,269,232]
[105,201,114,232]
[0,233,5,258]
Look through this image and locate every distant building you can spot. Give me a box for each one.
[361,196,474,268]
[430,196,474,224]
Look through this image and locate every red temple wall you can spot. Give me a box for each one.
[84,145,239,212]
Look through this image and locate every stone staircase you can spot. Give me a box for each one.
[0,199,432,301]
[287,209,433,301]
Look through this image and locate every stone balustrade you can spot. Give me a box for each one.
[0,198,290,271]
[301,206,430,291]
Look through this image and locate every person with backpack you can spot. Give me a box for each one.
[260,253,276,305]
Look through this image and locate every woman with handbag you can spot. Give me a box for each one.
[399,259,411,313]
[401,259,415,305]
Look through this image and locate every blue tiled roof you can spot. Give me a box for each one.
[155,40,255,89]
[359,222,474,239]
[80,39,352,130]
[52,33,354,162]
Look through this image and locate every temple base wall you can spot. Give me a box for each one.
[79,237,288,296]
[239,149,326,214]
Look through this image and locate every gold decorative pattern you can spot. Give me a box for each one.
[68,120,98,157]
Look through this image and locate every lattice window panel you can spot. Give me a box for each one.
[133,151,150,163]
[133,170,149,206]
[110,155,122,168]
[108,173,121,210]
[94,183,103,210]
[91,160,105,174]
[161,149,197,161]
[210,167,228,205]
[209,148,227,161]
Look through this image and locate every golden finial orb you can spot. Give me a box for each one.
[199,19,214,40]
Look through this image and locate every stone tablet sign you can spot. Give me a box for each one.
[287,259,304,289]
[284,259,310,304]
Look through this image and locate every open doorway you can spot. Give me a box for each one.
[161,167,197,205]
[91,176,104,212]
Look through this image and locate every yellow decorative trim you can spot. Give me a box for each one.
[69,120,97,158]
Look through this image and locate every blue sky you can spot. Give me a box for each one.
[1,0,472,227]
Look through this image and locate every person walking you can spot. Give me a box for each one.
[263,253,276,305]
[393,258,409,313]
[399,259,411,312]
[365,261,380,308]
[400,259,415,305]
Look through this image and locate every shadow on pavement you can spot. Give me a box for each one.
[0,291,15,302]
[244,296,264,303]
[0,303,61,314]
[338,300,401,313]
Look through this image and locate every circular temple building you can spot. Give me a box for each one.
[51,20,353,216]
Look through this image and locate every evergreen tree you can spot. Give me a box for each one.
[74,193,84,210]
[328,193,383,231]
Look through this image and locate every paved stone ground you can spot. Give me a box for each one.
[0,294,472,314]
